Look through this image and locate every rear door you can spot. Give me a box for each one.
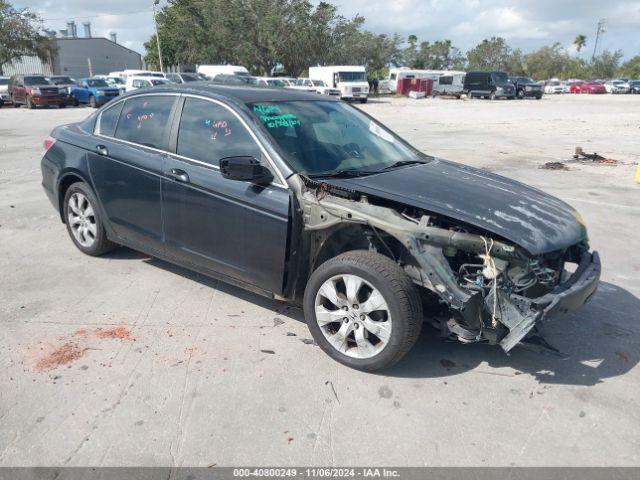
[161,95,290,294]
[89,94,178,253]
[13,76,26,103]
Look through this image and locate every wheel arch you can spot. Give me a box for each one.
[311,223,418,275]
[57,170,91,223]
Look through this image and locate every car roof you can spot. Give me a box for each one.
[133,83,334,103]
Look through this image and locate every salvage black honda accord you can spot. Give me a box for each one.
[41,84,600,371]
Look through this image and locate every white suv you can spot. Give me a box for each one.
[125,76,172,92]
[293,78,341,96]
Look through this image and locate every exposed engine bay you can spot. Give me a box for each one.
[293,174,600,353]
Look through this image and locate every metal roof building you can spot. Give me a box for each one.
[51,37,143,78]
[1,22,143,78]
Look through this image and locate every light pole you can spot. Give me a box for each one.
[152,0,165,72]
[591,19,606,62]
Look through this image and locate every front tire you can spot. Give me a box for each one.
[359,98,368,104]
[89,95,96,108]
[303,251,422,371]
[63,182,116,256]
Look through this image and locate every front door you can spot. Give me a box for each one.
[88,94,178,253]
[161,96,290,295]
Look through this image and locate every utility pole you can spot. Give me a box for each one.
[152,0,165,72]
[591,19,606,62]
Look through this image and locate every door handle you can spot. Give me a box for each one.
[166,168,189,183]
[95,145,109,156]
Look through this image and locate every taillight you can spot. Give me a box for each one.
[43,136,56,152]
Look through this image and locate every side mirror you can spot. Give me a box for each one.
[219,156,274,185]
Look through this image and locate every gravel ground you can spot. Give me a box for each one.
[0,94,639,467]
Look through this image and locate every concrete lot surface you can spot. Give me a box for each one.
[1,95,639,466]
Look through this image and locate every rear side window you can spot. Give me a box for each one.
[115,95,175,149]
[98,101,124,136]
[176,97,262,165]
[439,76,453,85]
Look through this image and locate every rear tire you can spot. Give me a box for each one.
[303,251,422,371]
[63,182,116,257]
[59,103,66,109]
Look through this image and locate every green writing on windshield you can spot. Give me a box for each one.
[253,105,281,115]
[253,104,301,128]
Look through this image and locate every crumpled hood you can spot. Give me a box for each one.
[323,159,587,255]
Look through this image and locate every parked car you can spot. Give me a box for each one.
[604,80,630,94]
[211,74,248,85]
[197,65,250,80]
[254,77,289,88]
[568,81,585,93]
[629,80,640,94]
[509,76,543,99]
[70,78,120,108]
[41,84,600,371]
[8,74,68,108]
[463,71,515,99]
[47,76,76,104]
[579,81,607,94]
[165,72,202,84]
[125,76,172,92]
[0,76,9,107]
[543,80,564,94]
[293,78,341,96]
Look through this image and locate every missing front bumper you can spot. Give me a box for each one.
[493,251,601,352]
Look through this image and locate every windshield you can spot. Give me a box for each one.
[266,79,286,87]
[150,79,170,85]
[181,74,199,82]
[25,76,49,86]
[338,72,366,83]
[50,76,73,84]
[87,79,109,87]
[491,72,510,83]
[248,100,426,176]
[312,79,326,86]
[107,77,124,84]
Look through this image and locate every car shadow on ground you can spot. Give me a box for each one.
[386,281,639,386]
[121,248,638,386]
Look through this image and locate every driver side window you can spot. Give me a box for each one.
[176,97,263,167]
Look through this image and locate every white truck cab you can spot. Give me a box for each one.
[308,66,369,103]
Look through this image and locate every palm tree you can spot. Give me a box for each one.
[574,34,587,53]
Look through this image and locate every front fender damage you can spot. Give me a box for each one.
[293,175,599,353]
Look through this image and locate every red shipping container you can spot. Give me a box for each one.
[397,78,433,96]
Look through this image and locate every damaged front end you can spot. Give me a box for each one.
[294,175,601,352]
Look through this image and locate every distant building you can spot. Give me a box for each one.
[1,21,143,78]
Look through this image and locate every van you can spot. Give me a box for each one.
[463,71,515,99]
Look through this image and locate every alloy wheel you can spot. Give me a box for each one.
[314,274,392,359]
[67,192,97,248]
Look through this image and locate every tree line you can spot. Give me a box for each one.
[144,0,639,80]
[1,0,639,80]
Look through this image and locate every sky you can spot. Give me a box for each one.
[14,0,640,61]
